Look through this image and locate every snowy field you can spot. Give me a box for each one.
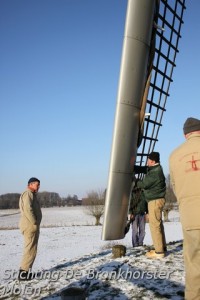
[0,207,184,299]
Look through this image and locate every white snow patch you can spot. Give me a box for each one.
[0,207,184,299]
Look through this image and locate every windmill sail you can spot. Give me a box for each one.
[102,0,186,240]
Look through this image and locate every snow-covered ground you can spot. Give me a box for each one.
[0,207,184,299]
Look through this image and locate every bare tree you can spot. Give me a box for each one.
[83,189,105,225]
[163,174,177,222]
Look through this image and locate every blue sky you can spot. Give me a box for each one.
[0,1,199,198]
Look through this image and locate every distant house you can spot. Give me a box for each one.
[62,197,82,206]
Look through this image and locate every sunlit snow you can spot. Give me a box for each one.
[0,207,184,299]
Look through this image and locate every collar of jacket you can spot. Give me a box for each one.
[187,132,200,140]
[147,163,160,171]
[27,188,37,194]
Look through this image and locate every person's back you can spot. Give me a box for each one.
[169,117,200,300]
[130,188,147,215]
[140,164,166,202]
[170,132,200,230]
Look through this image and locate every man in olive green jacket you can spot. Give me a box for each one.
[169,117,200,300]
[18,177,42,281]
[134,151,166,259]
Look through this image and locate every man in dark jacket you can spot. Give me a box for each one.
[129,187,148,247]
[134,152,166,259]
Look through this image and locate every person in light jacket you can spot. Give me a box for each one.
[169,117,200,300]
[18,177,42,281]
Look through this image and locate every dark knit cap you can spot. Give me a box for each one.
[28,177,40,185]
[148,152,160,163]
[183,117,200,135]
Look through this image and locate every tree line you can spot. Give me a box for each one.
[0,175,177,226]
[0,192,82,209]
